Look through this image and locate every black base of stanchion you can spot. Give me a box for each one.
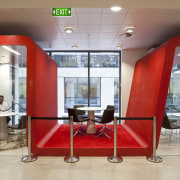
[146,155,163,163]
[107,156,123,163]
[21,154,38,163]
[64,156,79,163]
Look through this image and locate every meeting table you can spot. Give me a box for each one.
[0,112,18,139]
[77,106,104,134]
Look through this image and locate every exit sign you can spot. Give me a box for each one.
[52,8,71,16]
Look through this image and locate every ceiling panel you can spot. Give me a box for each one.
[54,15,79,25]
[79,25,99,32]
[77,14,102,24]
[76,8,103,13]
[100,13,126,24]
[80,33,98,39]
[98,33,116,39]
[0,7,180,50]
[99,25,121,33]
[123,14,151,25]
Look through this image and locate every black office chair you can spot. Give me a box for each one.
[95,105,114,132]
[68,108,89,137]
[162,112,180,144]
[73,105,88,131]
[73,105,88,118]
[95,105,114,118]
[92,109,114,139]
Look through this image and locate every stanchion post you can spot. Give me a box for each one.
[107,116,123,163]
[64,116,79,163]
[21,116,38,163]
[146,116,162,163]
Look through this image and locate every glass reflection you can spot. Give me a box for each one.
[166,47,180,117]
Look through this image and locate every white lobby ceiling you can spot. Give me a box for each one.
[0,0,180,51]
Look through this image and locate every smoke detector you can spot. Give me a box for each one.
[119,32,132,38]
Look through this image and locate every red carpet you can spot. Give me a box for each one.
[34,124,151,156]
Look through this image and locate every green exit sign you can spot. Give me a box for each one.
[52,8,71,16]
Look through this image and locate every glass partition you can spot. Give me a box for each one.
[166,47,180,118]
[0,45,27,156]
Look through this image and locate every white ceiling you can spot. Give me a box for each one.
[0,7,180,50]
[1,0,180,9]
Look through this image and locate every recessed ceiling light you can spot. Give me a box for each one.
[177,53,180,56]
[111,6,122,12]
[64,26,73,33]
[125,26,135,33]
[72,44,78,49]
[116,44,122,49]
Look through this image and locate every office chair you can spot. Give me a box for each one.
[73,105,88,131]
[162,112,180,144]
[95,105,114,132]
[92,109,114,139]
[68,108,89,137]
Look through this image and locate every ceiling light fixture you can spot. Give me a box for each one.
[111,6,122,12]
[2,45,21,55]
[72,44,78,49]
[64,26,73,33]
[125,26,135,33]
[116,44,122,49]
[177,53,180,56]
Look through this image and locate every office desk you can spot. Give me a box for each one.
[77,107,104,134]
[171,113,180,117]
[0,112,18,139]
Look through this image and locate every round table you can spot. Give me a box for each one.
[77,107,104,134]
[0,112,18,139]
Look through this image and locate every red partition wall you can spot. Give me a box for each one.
[125,37,180,155]
[0,35,58,155]
[1,35,180,157]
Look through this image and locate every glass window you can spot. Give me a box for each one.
[52,52,88,116]
[53,52,88,67]
[51,51,121,116]
[90,52,120,114]
[64,77,100,112]
[166,47,180,116]
[90,52,119,68]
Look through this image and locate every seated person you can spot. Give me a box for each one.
[0,95,10,124]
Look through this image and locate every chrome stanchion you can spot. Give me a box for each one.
[146,116,162,163]
[21,116,38,163]
[108,116,123,163]
[64,116,79,163]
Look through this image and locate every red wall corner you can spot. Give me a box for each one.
[125,36,180,154]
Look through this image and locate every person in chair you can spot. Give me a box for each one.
[0,95,10,124]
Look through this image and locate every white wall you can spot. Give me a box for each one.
[101,78,114,108]
[121,49,148,117]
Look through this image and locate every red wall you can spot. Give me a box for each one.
[1,35,180,156]
[125,37,180,153]
[0,35,58,154]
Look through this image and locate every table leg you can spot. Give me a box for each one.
[86,111,96,134]
[0,117,8,139]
